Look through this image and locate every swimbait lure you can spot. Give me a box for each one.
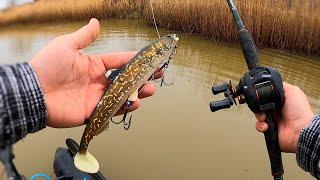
[74,34,179,173]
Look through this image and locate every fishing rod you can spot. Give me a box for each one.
[210,0,285,179]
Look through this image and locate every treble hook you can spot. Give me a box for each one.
[122,101,133,130]
[110,101,133,130]
[156,60,174,87]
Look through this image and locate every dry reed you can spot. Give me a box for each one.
[0,0,319,55]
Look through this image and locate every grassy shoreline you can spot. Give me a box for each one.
[0,0,319,56]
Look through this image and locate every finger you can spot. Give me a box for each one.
[68,18,100,49]
[115,99,141,116]
[138,83,156,99]
[282,82,292,92]
[153,69,164,79]
[255,121,268,132]
[255,113,266,122]
[97,51,137,70]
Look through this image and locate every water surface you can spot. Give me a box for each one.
[0,20,319,180]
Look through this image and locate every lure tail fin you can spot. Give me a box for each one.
[74,151,100,173]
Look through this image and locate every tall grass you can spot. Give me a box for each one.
[144,0,320,55]
[0,0,144,23]
[0,0,319,55]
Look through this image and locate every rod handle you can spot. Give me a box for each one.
[239,30,260,70]
[264,112,284,179]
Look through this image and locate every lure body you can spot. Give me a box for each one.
[74,34,179,173]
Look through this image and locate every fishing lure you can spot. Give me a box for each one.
[74,34,179,173]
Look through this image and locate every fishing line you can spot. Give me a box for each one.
[150,0,161,38]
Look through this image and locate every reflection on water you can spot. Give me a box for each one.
[0,20,319,180]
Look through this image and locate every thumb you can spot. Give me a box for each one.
[68,18,100,49]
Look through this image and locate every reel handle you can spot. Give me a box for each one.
[210,98,232,112]
[264,112,284,180]
[212,83,229,95]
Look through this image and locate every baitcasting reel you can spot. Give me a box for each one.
[210,66,284,114]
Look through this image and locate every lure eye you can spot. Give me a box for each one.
[173,34,178,39]
[166,34,179,41]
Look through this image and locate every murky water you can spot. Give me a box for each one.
[0,20,319,180]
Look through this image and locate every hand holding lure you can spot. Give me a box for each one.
[74,34,179,173]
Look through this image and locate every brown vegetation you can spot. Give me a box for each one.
[0,0,319,55]
[144,0,320,55]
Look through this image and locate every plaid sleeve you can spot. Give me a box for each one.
[0,62,47,147]
[296,115,320,178]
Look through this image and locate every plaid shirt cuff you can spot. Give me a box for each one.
[0,62,47,147]
[296,115,320,178]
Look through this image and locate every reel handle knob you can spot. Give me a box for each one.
[212,83,229,95]
[210,98,233,112]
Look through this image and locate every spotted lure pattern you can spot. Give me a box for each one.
[78,34,179,154]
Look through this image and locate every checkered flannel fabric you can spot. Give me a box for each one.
[297,115,320,178]
[0,63,47,147]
